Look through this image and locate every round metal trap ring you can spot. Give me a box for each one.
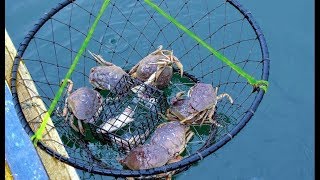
[11,0,270,178]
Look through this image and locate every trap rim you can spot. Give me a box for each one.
[10,0,270,177]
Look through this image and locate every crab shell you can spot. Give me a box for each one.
[188,83,217,111]
[150,121,187,157]
[119,144,170,170]
[168,98,194,121]
[67,87,102,123]
[167,83,218,123]
[89,63,127,91]
[120,121,188,170]
[130,53,178,89]
[134,54,165,82]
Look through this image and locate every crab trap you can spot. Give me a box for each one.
[89,74,168,152]
[10,0,270,178]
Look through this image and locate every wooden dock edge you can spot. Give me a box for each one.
[5,161,13,180]
[5,29,80,180]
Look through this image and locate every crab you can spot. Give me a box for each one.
[128,45,183,89]
[62,79,103,135]
[119,121,193,172]
[89,50,158,99]
[88,50,127,92]
[166,83,234,126]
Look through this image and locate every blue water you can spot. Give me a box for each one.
[5,0,314,179]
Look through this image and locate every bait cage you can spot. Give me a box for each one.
[89,74,168,152]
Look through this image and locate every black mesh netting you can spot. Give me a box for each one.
[10,0,269,178]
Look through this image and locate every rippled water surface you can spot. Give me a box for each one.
[5,0,314,179]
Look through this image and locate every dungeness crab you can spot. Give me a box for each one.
[166,83,233,126]
[129,45,183,89]
[88,50,127,92]
[119,121,193,171]
[88,50,158,98]
[62,79,103,135]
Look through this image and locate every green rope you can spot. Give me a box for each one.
[144,0,268,92]
[31,0,111,145]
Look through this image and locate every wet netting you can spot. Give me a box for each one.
[11,0,269,178]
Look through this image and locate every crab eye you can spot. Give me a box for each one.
[90,68,95,73]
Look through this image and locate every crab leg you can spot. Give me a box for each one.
[159,49,173,59]
[200,111,217,125]
[164,114,177,121]
[173,57,183,77]
[195,110,209,126]
[158,58,172,63]
[148,59,170,66]
[77,119,85,135]
[62,98,69,123]
[164,109,180,121]
[160,49,173,55]
[161,49,183,77]
[202,91,233,127]
[61,79,73,98]
[217,93,234,104]
[88,50,113,66]
[69,114,80,133]
[148,59,170,83]
[150,45,163,55]
[62,79,73,122]
[206,106,223,127]
[170,91,185,104]
[176,91,185,99]
[169,108,187,121]
[128,61,140,76]
[180,111,201,124]
[63,111,70,124]
[182,130,194,153]
[148,61,168,66]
